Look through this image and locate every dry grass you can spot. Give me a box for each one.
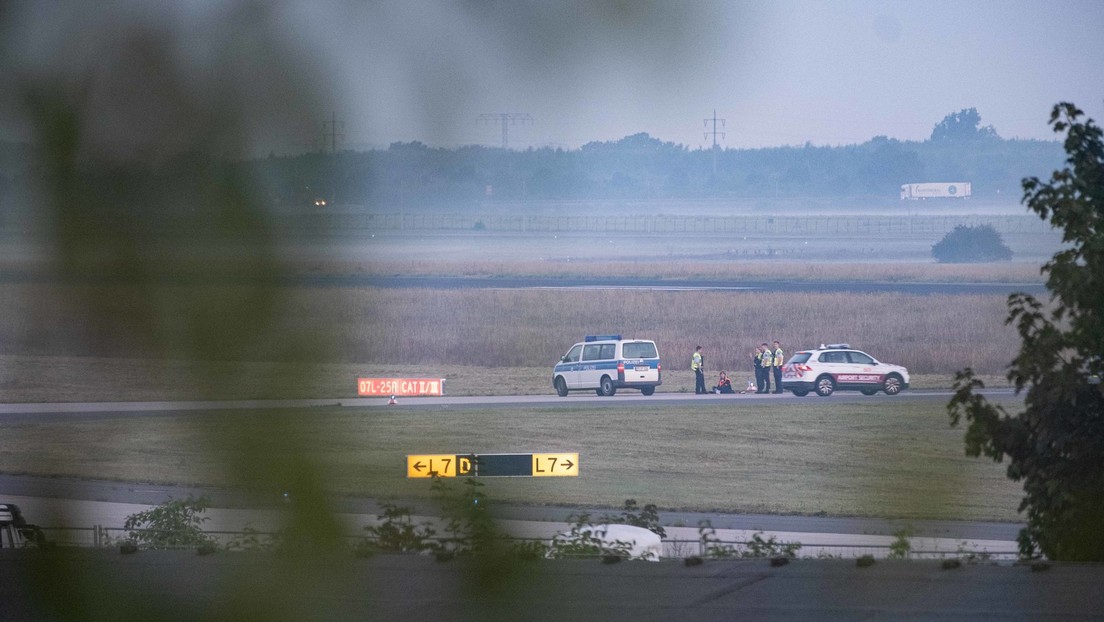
[314,287,1018,375]
[0,281,1021,403]
[0,399,1026,522]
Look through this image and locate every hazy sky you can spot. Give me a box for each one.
[301,0,1104,150]
[3,1,1103,153]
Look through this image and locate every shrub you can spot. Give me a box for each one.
[888,527,913,559]
[931,224,1013,263]
[602,499,667,538]
[696,521,801,559]
[122,495,214,550]
[547,513,634,560]
[358,502,437,554]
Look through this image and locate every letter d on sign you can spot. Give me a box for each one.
[458,456,473,476]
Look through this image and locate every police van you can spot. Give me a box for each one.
[553,335,662,397]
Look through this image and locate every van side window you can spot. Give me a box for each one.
[582,344,603,361]
[564,345,582,363]
[599,344,616,360]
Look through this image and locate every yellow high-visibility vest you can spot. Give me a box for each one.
[773,348,784,367]
[691,351,702,370]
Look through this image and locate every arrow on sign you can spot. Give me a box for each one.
[413,461,426,473]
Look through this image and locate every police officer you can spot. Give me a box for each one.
[771,340,785,394]
[751,345,763,393]
[757,342,772,393]
[692,345,705,394]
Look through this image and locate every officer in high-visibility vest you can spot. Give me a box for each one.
[692,345,705,394]
[757,342,772,393]
[771,340,785,394]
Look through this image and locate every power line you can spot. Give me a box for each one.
[321,111,344,154]
[704,109,726,175]
[478,113,533,149]
[319,112,344,206]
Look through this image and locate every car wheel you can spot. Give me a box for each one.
[555,377,568,397]
[791,389,809,397]
[600,376,616,396]
[815,375,835,397]
[860,388,877,396]
[640,386,655,396]
[883,374,903,395]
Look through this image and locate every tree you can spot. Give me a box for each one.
[930,224,1013,263]
[948,103,1104,561]
[931,108,999,142]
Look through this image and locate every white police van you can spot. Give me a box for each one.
[553,335,662,397]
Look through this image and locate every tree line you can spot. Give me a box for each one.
[0,109,1065,216]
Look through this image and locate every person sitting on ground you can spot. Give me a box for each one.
[712,371,734,394]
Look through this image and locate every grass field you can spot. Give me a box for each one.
[0,228,1039,525]
[0,282,1021,380]
[0,398,1025,522]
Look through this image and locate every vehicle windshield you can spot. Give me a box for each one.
[786,353,811,364]
[563,345,582,363]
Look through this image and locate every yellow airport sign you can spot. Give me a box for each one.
[405,453,579,478]
[406,454,473,478]
[532,453,579,477]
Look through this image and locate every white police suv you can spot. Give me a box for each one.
[553,335,662,397]
[781,344,909,397]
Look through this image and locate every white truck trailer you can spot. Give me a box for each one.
[900,182,971,200]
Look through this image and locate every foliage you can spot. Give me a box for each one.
[431,477,505,556]
[931,108,999,143]
[696,520,800,559]
[122,496,214,550]
[931,224,1013,263]
[510,539,548,561]
[954,541,993,564]
[743,532,802,558]
[224,526,280,552]
[547,512,634,560]
[602,498,667,538]
[697,520,738,558]
[888,527,913,559]
[948,103,1104,561]
[358,501,437,555]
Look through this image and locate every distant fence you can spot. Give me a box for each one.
[284,213,1054,237]
[22,526,1020,561]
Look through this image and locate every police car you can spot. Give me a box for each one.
[553,335,662,397]
[781,344,909,397]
